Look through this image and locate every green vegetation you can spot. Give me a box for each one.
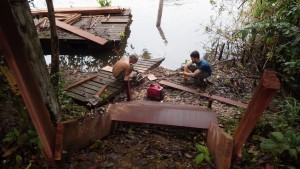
[97,0,111,7]
[195,144,211,165]
[238,0,300,97]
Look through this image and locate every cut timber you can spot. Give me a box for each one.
[55,20,108,45]
[147,74,157,81]
[207,122,233,169]
[232,70,280,160]
[101,65,113,72]
[54,113,111,160]
[108,101,217,129]
[159,80,248,108]
[31,6,123,16]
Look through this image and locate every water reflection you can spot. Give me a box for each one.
[157,26,168,45]
[36,0,237,70]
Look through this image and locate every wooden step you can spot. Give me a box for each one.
[108,101,217,129]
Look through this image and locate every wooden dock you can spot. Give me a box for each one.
[33,7,132,51]
[66,58,165,104]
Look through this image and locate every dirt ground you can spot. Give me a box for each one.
[1,60,262,168]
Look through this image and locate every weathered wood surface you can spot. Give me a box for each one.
[66,58,165,104]
[159,80,248,108]
[109,101,218,129]
[54,113,112,160]
[31,6,124,16]
[55,20,108,45]
[207,123,233,169]
[37,8,131,42]
[0,0,59,164]
[232,70,280,160]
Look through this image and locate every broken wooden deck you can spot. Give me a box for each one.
[33,7,131,50]
[66,58,165,104]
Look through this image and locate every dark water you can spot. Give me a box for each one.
[34,0,237,71]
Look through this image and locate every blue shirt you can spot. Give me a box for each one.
[197,59,212,75]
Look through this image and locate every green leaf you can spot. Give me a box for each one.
[241,29,249,40]
[195,153,204,165]
[196,144,205,152]
[270,132,284,142]
[251,28,257,38]
[203,146,209,155]
[295,136,300,145]
[204,154,211,162]
[16,155,23,163]
[260,139,279,151]
[288,149,298,159]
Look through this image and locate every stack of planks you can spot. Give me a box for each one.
[35,13,82,29]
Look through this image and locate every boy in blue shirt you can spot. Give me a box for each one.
[182,50,212,82]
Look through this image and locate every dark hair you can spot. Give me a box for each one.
[190,50,200,59]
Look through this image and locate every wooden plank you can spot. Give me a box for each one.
[55,20,108,45]
[101,65,113,72]
[31,6,123,16]
[76,86,98,95]
[54,123,64,160]
[55,113,112,156]
[147,74,157,81]
[117,101,208,111]
[108,103,217,129]
[65,91,87,102]
[159,80,248,108]
[91,77,122,88]
[66,75,97,89]
[68,87,93,98]
[100,18,129,23]
[232,71,280,160]
[63,13,81,24]
[207,122,233,169]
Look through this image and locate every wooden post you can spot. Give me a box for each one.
[156,0,164,27]
[0,0,57,165]
[124,81,132,101]
[232,70,280,160]
[208,97,213,109]
[207,122,233,169]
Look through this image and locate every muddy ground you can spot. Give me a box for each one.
[1,60,263,168]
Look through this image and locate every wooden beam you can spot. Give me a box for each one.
[207,122,233,169]
[55,20,108,45]
[232,70,280,160]
[159,80,248,108]
[66,74,98,89]
[0,0,56,164]
[54,113,112,160]
[31,6,123,16]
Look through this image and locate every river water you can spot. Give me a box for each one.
[33,0,237,70]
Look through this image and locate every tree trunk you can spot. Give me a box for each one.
[46,0,60,87]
